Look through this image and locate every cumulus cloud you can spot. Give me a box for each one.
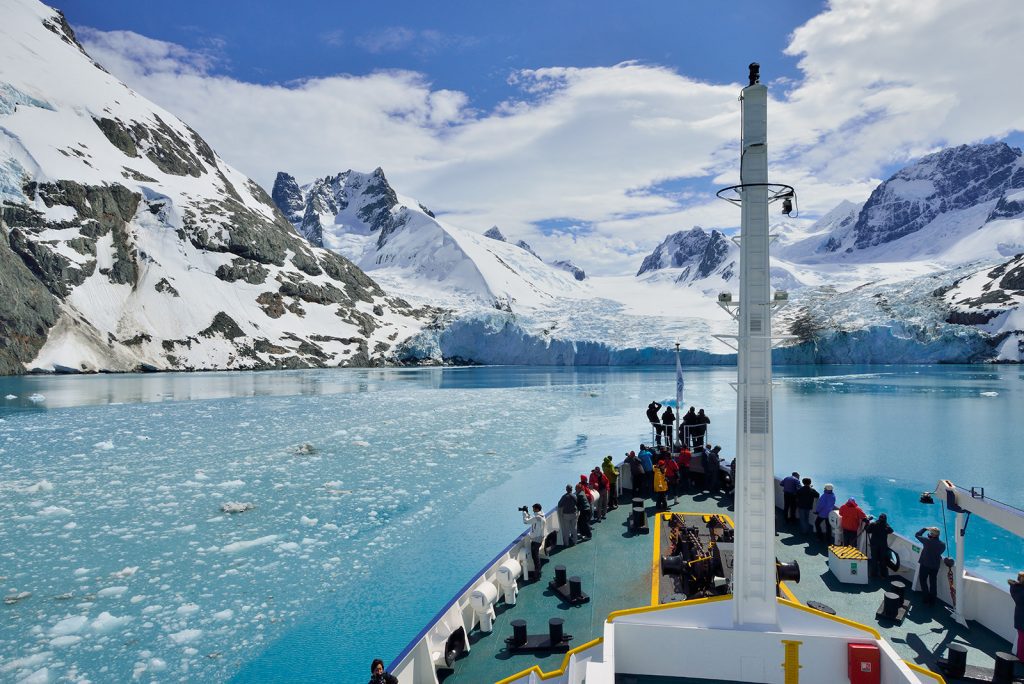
[75,0,1024,275]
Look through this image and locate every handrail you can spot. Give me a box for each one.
[493,637,604,684]
[607,594,732,623]
[904,660,946,683]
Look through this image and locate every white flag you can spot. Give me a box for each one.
[675,352,684,411]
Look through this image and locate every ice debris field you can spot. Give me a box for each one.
[0,382,607,683]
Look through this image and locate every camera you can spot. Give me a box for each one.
[518,505,529,513]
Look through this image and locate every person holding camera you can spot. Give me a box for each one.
[368,658,398,684]
[522,503,546,581]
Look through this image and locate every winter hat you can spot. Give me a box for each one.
[603,455,613,463]
[846,498,856,505]
[824,484,834,491]
[928,527,940,537]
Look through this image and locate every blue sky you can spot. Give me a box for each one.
[56,0,823,106]
[51,0,1024,274]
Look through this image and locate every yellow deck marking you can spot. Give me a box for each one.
[781,639,802,684]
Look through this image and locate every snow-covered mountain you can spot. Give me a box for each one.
[767,142,1024,361]
[636,227,739,288]
[0,0,421,374]
[272,168,584,312]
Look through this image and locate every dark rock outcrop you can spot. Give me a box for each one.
[853,143,1024,249]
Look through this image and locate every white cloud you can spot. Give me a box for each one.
[74,0,1024,275]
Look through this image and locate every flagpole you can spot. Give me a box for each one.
[674,341,681,453]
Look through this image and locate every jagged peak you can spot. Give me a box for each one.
[484,226,506,241]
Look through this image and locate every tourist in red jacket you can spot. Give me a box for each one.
[838,498,867,547]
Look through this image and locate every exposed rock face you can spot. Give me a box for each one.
[483,226,506,241]
[271,172,304,224]
[551,259,586,281]
[0,0,423,374]
[637,227,712,275]
[515,239,541,259]
[0,216,61,374]
[636,227,735,284]
[853,143,1024,249]
[274,167,406,250]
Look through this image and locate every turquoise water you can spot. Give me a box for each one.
[0,365,1021,683]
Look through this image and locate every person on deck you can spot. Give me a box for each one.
[706,446,723,492]
[780,472,800,524]
[1008,571,1024,661]
[664,455,680,506]
[814,484,837,544]
[682,407,698,448]
[647,401,663,445]
[590,467,609,521]
[675,448,693,491]
[653,461,669,511]
[638,445,655,499]
[661,405,676,448]
[693,408,710,448]
[795,478,819,534]
[523,503,546,581]
[557,485,578,548]
[626,451,643,498]
[914,527,946,605]
[838,498,867,547]
[866,513,893,578]
[579,476,598,523]
[575,483,592,540]
[602,456,619,510]
[369,658,399,684]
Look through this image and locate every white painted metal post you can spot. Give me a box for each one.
[732,81,779,628]
[953,511,967,625]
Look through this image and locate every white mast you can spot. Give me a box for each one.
[731,64,778,628]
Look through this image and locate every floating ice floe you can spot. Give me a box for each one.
[38,505,72,516]
[300,516,317,527]
[93,440,114,450]
[4,394,16,400]
[220,502,254,514]
[981,391,999,397]
[216,479,245,489]
[293,442,317,455]
[110,566,138,579]
[28,393,45,402]
[220,535,278,553]
[91,611,132,633]
[22,479,54,493]
[4,591,32,605]
[168,628,203,645]
[50,615,88,635]
[97,586,128,598]
[352,440,370,447]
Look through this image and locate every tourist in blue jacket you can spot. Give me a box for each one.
[638,445,654,498]
[814,484,836,543]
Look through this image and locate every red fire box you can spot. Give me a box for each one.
[848,642,881,684]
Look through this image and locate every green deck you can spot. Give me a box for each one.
[440,485,1016,684]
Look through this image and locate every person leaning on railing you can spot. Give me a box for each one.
[1010,571,1024,661]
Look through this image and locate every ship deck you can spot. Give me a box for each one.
[440,485,1017,684]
